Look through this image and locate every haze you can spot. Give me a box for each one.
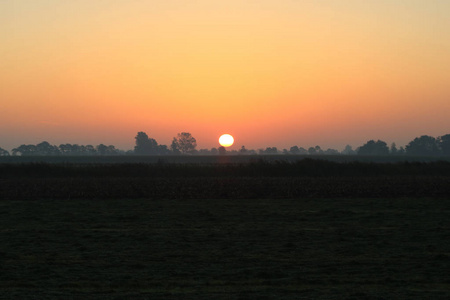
[1,0,449,151]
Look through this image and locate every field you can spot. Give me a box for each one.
[1,159,450,299]
[1,198,450,299]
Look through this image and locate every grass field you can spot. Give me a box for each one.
[1,161,450,298]
[1,197,450,299]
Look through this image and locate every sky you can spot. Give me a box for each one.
[1,0,449,151]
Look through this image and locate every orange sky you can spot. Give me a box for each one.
[1,1,449,151]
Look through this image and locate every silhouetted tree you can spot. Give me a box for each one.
[198,148,210,155]
[298,147,307,154]
[438,134,450,156]
[263,147,278,154]
[341,145,356,155]
[218,146,226,155]
[390,143,398,155]
[106,145,119,155]
[157,145,171,155]
[12,145,36,156]
[315,145,323,154]
[0,147,9,156]
[290,146,308,154]
[324,148,339,155]
[308,146,323,155]
[170,138,181,154]
[172,132,197,154]
[85,145,97,155]
[59,143,72,155]
[134,132,158,155]
[36,141,60,155]
[357,140,389,155]
[239,146,248,154]
[308,147,316,155]
[289,146,300,154]
[59,144,98,155]
[405,135,440,156]
[210,147,218,155]
[96,144,108,155]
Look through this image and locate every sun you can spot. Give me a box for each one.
[219,134,234,147]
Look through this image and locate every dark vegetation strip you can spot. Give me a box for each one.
[1,176,450,200]
[1,159,450,178]
[1,160,449,200]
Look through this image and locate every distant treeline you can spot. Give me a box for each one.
[1,132,449,157]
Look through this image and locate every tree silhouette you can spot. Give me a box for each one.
[218,146,226,155]
[36,141,60,155]
[59,144,97,155]
[12,144,37,156]
[210,147,218,155]
[357,140,389,155]
[438,134,450,156]
[289,146,300,154]
[134,132,158,155]
[157,144,171,155]
[261,147,278,154]
[390,143,398,155]
[172,132,197,154]
[170,138,181,154]
[341,145,356,155]
[308,147,316,155]
[0,147,9,156]
[96,144,108,155]
[405,135,440,156]
[324,148,339,155]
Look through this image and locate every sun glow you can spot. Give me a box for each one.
[219,134,234,147]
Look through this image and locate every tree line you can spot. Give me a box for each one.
[1,132,449,156]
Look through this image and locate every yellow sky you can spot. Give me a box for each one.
[1,0,449,150]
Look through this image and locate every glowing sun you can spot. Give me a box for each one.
[219,134,234,147]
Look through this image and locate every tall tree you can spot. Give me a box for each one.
[438,134,450,156]
[134,132,158,155]
[170,138,181,154]
[172,132,197,154]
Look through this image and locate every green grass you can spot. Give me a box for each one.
[1,198,450,299]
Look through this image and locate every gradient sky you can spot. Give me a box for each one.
[1,0,449,151]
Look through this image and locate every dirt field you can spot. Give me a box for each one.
[1,197,449,299]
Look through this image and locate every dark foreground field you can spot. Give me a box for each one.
[1,198,450,299]
[1,161,450,299]
[1,160,450,200]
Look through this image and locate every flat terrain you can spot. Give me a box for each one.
[1,197,450,299]
[1,160,450,200]
[2,154,450,164]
